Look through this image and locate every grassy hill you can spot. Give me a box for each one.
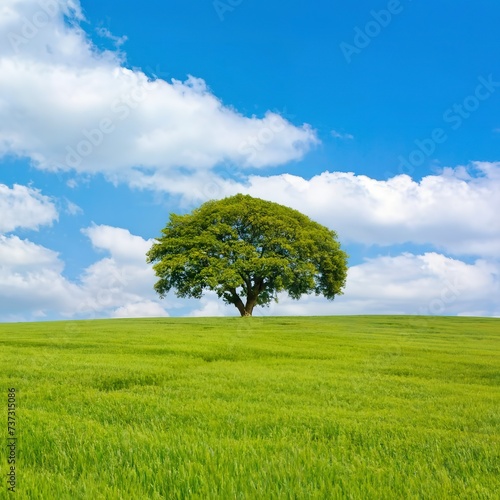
[1,316,499,499]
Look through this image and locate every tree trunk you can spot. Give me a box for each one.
[237,304,248,316]
[234,296,255,317]
[231,279,264,317]
[234,297,247,317]
[243,296,257,316]
[230,288,247,317]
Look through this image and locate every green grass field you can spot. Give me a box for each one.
[1,316,499,499]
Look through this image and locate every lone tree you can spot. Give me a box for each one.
[147,194,348,317]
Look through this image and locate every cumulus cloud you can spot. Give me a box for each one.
[77,224,167,316]
[178,252,500,318]
[251,253,500,317]
[1,222,498,320]
[337,252,499,316]
[0,223,170,321]
[214,162,500,258]
[0,235,84,320]
[112,301,168,318]
[0,234,60,269]
[0,183,58,232]
[188,291,236,317]
[0,0,317,187]
[82,224,151,263]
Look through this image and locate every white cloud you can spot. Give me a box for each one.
[0,223,168,321]
[339,252,499,316]
[0,183,58,233]
[262,252,500,317]
[188,291,236,317]
[331,130,354,140]
[77,225,162,314]
[0,0,317,187]
[82,224,152,263]
[218,162,500,258]
[75,224,197,320]
[95,27,127,48]
[0,234,60,269]
[1,223,498,320]
[64,199,82,215]
[112,301,168,318]
[0,235,84,320]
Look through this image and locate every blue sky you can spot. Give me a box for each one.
[1,0,499,321]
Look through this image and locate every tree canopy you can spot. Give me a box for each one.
[147,194,348,316]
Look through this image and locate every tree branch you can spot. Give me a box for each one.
[238,271,251,295]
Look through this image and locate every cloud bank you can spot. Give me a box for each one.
[0,219,498,321]
[0,223,170,322]
[221,162,500,258]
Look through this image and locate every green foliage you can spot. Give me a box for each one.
[1,316,499,498]
[147,194,348,315]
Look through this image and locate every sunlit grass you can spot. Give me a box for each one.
[1,316,499,498]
